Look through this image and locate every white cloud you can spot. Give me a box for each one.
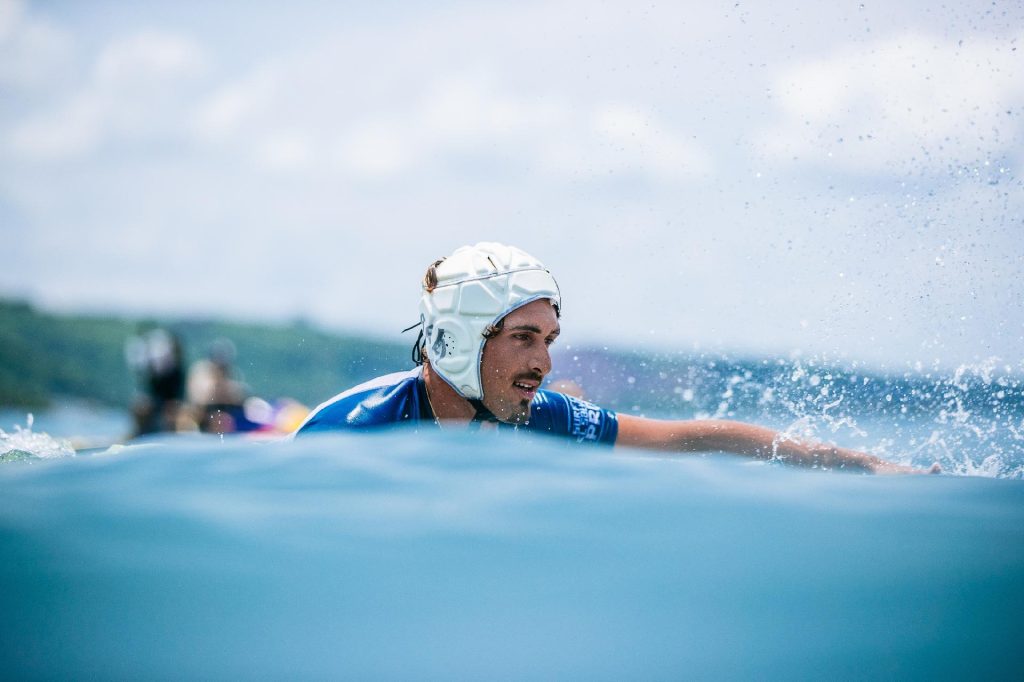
[759,32,1024,174]
[191,64,710,184]
[7,30,206,160]
[539,104,712,181]
[0,0,19,39]
[8,91,103,157]
[419,74,570,140]
[334,120,416,177]
[191,64,283,143]
[255,130,316,172]
[0,0,72,89]
[93,30,204,91]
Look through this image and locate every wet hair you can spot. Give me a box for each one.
[409,259,447,365]
[481,300,561,340]
[482,321,503,340]
[422,258,446,293]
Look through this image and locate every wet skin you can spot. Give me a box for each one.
[479,299,560,423]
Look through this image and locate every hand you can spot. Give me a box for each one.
[869,460,942,475]
[817,444,942,475]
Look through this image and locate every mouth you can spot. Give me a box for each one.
[512,379,540,401]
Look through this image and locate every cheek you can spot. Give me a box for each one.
[481,341,516,378]
[483,361,510,388]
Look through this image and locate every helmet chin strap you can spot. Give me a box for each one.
[467,398,500,424]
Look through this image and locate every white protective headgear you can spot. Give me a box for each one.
[419,242,561,400]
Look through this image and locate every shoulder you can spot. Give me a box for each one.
[522,390,618,445]
[294,368,424,435]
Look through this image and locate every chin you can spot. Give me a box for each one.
[502,403,532,425]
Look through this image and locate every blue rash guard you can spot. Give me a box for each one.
[295,368,618,445]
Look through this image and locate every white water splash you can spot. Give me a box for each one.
[656,354,1023,478]
[0,414,76,462]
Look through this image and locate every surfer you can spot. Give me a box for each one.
[296,242,939,474]
[185,338,248,433]
[124,324,186,437]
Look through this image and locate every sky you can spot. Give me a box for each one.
[1,0,1021,369]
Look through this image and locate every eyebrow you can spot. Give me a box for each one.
[506,324,560,336]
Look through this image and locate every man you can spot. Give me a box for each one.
[124,325,186,436]
[296,242,938,474]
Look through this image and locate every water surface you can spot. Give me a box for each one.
[1,431,1021,679]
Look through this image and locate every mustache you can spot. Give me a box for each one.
[514,372,545,384]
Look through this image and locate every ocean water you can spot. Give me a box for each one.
[1,430,1022,679]
[2,359,1023,678]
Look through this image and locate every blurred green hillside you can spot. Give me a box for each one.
[0,299,408,409]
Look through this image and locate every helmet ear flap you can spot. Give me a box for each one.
[422,314,480,397]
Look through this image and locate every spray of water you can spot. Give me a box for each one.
[698,356,1024,478]
[0,414,76,462]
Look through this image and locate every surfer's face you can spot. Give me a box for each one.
[480,299,560,424]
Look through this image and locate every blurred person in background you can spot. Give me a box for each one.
[185,338,248,433]
[124,324,186,437]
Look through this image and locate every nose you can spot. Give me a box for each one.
[532,343,552,377]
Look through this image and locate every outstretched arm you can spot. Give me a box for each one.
[615,415,939,474]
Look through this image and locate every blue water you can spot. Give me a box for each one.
[1,430,1022,679]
